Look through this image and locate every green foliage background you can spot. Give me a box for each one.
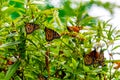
[1,0,120,80]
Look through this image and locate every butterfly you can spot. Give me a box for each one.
[25,23,39,34]
[44,27,61,41]
[84,49,104,66]
[84,49,98,65]
[67,26,82,33]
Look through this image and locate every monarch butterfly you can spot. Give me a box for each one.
[44,27,61,41]
[84,49,105,66]
[67,26,82,33]
[25,23,39,34]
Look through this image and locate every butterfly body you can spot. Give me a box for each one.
[44,27,61,41]
[25,23,39,34]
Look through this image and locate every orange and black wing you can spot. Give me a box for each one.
[44,27,61,41]
[84,54,93,65]
[67,26,82,33]
[53,30,61,39]
[25,23,39,34]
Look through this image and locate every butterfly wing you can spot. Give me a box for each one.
[25,23,34,34]
[98,53,105,66]
[45,27,54,41]
[53,30,61,39]
[84,54,93,65]
[84,49,97,66]
[45,27,60,41]
[34,24,39,30]
[67,26,82,33]
[25,23,39,34]
[99,53,104,61]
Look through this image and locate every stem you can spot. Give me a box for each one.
[109,61,112,80]
[109,52,113,80]
[45,47,50,79]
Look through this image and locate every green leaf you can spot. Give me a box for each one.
[59,1,75,17]
[0,41,21,48]
[83,66,90,72]
[9,0,24,8]
[112,45,120,51]
[80,16,97,26]
[71,58,78,69]
[53,10,63,27]
[26,38,38,49]
[11,11,20,19]
[24,74,34,79]
[5,60,21,80]
[64,65,73,73]
[0,72,5,79]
